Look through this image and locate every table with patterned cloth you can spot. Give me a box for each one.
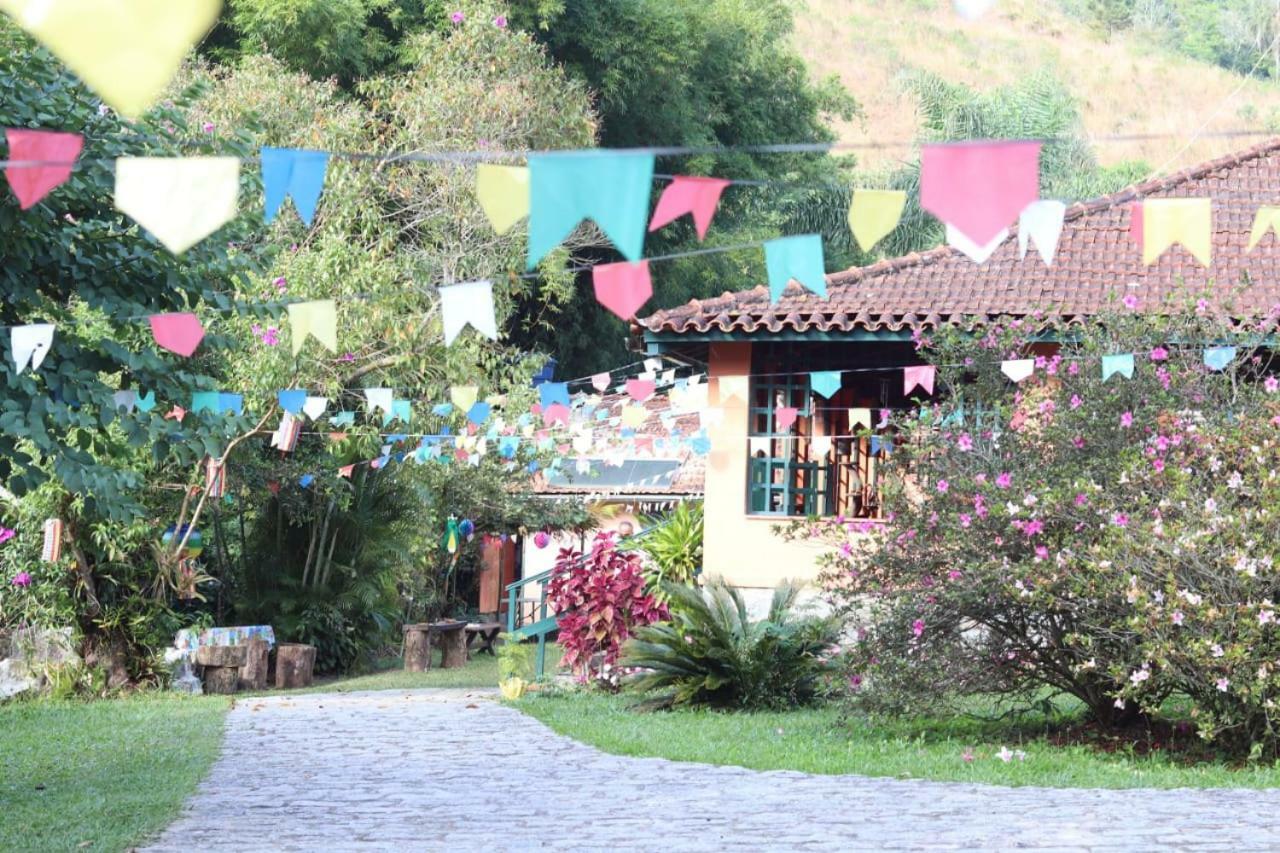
[172,625,276,660]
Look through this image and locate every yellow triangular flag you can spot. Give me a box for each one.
[476,164,530,235]
[717,376,748,403]
[1142,198,1212,267]
[1249,206,1280,251]
[621,404,648,429]
[450,385,478,412]
[848,190,906,252]
[114,157,239,254]
[0,0,222,119]
[287,300,337,356]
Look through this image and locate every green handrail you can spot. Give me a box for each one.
[504,523,666,678]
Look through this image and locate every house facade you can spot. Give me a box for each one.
[634,138,1280,593]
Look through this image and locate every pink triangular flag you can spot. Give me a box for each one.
[543,402,570,427]
[648,176,731,240]
[149,313,204,357]
[591,372,611,393]
[921,141,1041,245]
[776,405,798,432]
[626,378,656,402]
[593,260,653,321]
[903,365,936,396]
[4,129,83,210]
[338,464,355,478]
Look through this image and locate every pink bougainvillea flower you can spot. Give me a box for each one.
[493,14,508,27]
[11,571,31,587]
[997,746,1013,763]
[202,122,215,134]
[957,433,973,451]
[1120,411,1134,428]
[450,10,465,23]
[962,748,975,763]
[911,619,925,638]
[1072,436,1086,449]
[958,513,972,528]
[0,527,14,545]
[1070,394,1082,410]
[948,569,963,580]
[1112,512,1129,527]
[1122,293,1140,310]
[1074,493,1088,507]
[273,276,287,292]
[1038,399,1056,415]
[1152,458,1165,473]
[1267,376,1280,394]
[1067,361,1080,375]
[1171,610,1184,625]
[849,674,863,689]
[995,472,1012,489]
[1196,298,1210,315]
[1150,346,1168,361]
[1034,545,1049,560]
[1259,609,1275,626]
[1217,677,1230,692]
[936,479,949,493]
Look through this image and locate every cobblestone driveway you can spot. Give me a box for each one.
[146,688,1280,851]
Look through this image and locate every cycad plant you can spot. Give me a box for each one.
[623,578,840,710]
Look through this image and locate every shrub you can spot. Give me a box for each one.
[790,305,1280,757]
[547,532,668,682]
[623,579,840,710]
[626,501,704,603]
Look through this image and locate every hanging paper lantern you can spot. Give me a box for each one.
[533,530,551,549]
[459,518,475,540]
[441,516,461,556]
[162,524,204,559]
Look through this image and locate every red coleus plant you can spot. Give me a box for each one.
[547,532,668,681]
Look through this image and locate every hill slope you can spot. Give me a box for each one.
[794,0,1280,173]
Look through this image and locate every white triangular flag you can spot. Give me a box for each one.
[1001,359,1035,383]
[644,358,663,373]
[1018,200,1066,266]
[748,436,771,456]
[364,388,393,414]
[660,369,676,385]
[439,280,498,346]
[12,324,55,372]
[947,224,1008,264]
[111,390,137,412]
[303,396,329,421]
[812,436,833,457]
[114,157,240,254]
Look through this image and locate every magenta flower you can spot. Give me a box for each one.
[202,122,215,134]
[1034,545,1049,560]
[1067,361,1080,376]
[1112,512,1129,527]
[958,513,972,528]
[936,479,950,494]
[948,569,963,581]
[911,619,925,638]
[273,276,287,292]
[1196,298,1210,315]
[1150,346,1168,361]
[1122,293,1140,311]
[493,14,507,27]
[995,472,1012,489]
[450,10,465,23]
[1070,394,1082,410]
[1266,376,1279,394]
[1120,411,1133,428]
[1152,458,1165,473]
[0,527,14,545]
[957,433,973,451]
[1171,610,1184,625]
[1072,436,1086,449]
[1216,677,1230,692]
[11,571,31,587]
[1074,493,1088,506]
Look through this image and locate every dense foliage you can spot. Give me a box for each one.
[791,303,1280,758]
[625,501,704,604]
[624,579,840,710]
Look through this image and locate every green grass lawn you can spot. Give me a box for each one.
[515,690,1280,789]
[260,647,502,696]
[0,693,231,853]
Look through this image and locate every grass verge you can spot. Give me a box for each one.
[252,647,504,697]
[514,690,1280,789]
[0,693,230,852]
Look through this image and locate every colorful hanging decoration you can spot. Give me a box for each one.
[287,299,337,355]
[476,164,530,235]
[1142,198,1212,267]
[533,530,551,549]
[592,260,653,321]
[261,147,329,226]
[764,234,827,302]
[439,280,498,346]
[204,457,226,498]
[41,518,62,563]
[149,312,204,357]
[459,518,475,540]
[441,515,462,556]
[162,524,204,559]
[3,128,82,209]
[848,190,906,253]
[11,323,54,372]
[1018,200,1066,266]
[903,365,936,396]
[921,140,1041,246]
[114,156,240,254]
[1248,206,1280,251]
[1101,353,1134,382]
[648,176,730,240]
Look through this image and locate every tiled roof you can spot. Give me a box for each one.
[640,138,1280,336]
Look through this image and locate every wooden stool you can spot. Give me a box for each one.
[196,645,247,694]
[432,621,468,669]
[403,623,433,672]
[274,643,316,688]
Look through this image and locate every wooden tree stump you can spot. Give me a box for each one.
[274,643,316,689]
[403,624,432,672]
[203,666,241,695]
[238,638,269,691]
[434,622,468,669]
[195,645,247,668]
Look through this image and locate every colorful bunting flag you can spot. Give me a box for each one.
[648,176,730,240]
[0,0,221,118]
[527,151,655,268]
[165,405,186,422]
[543,403,571,427]
[921,140,1041,246]
[331,411,355,427]
[592,260,653,321]
[287,300,337,355]
[111,390,136,412]
[338,465,355,479]
[439,280,498,346]
[191,391,218,415]
[476,164,530,235]
[1142,198,1212,267]
[625,378,656,403]
[135,391,156,413]
[1204,346,1237,372]
[718,376,748,403]
[591,372,611,393]
[871,435,894,456]
[217,393,243,416]
[277,389,306,415]
[903,365,936,396]
[538,382,569,409]
[11,323,53,372]
[1001,359,1035,383]
[812,436,833,457]
[947,224,1008,264]
[389,400,412,424]
[1101,353,1134,382]
[3,129,82,210]
[849,408,872,431]
[450,386,478,412]
[1129,201,1144,248]
[848,190,906,252]
[365,388,393,414]
[303,396,328,421]
[1248,206,1280,251]
[149,313,204,357]
[775,405,799,432]
[620,404,647,429]
[809,371,843,399]
[270,411,301,451]
[114,157,239,254]
[764,234,827,302]
[1018,200,1066,266]
[261,147,329,226]
[467,401,491,426]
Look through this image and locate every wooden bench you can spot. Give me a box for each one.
[466,622,503,656]
[403,621,469,671]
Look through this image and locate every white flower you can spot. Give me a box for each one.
[1129,667,1150,684]
[1022,494,1038,507]
[1211,644,1225,658]
[997,746,1014,763]
[1227,471,1244,490]
[1204,498,1218,514]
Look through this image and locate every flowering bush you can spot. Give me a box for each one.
[547,532,668,682]
[790,305,1280,757]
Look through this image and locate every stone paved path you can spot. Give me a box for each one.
[147,688,1280,852]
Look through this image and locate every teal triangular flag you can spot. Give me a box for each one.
[262,147,330,226]
[331,411,355,427]
[191,391,218,414]
[810,370,842,399]
[384,400,412,426]
[135,390,156,413]
[527,151,655,268]
[1101,353,1134,382]
[1204,346,1236,371]
[764,234,827,302]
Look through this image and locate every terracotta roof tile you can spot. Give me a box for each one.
[640,138,1280,336]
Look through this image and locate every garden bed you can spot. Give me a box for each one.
[513,690,1280,789]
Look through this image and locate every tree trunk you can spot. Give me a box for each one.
[274,643,316,689]
[403,624,432,672]
[238,638,269,691]
[437,624,468,669]
[203,666,241,695]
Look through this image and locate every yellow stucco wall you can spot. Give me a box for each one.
[704,342,828,589]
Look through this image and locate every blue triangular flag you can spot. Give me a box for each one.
[764,234,827,302]
[499,436,519,459]
[467,401,491,425]
[217,393,243,416]
[299,474,314,488]
[527,152,655,268]
[262,147,330,226]
[539,381,570,409]
[871,435,894,456]
[531,359,557,387]
[1101,354,1134,382]
[431,403,454,417]
[1205,346,1237,371]
[690,434,711,455]
[810,370,843,399]
[191,391,218,414]
[278,388,307,414]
